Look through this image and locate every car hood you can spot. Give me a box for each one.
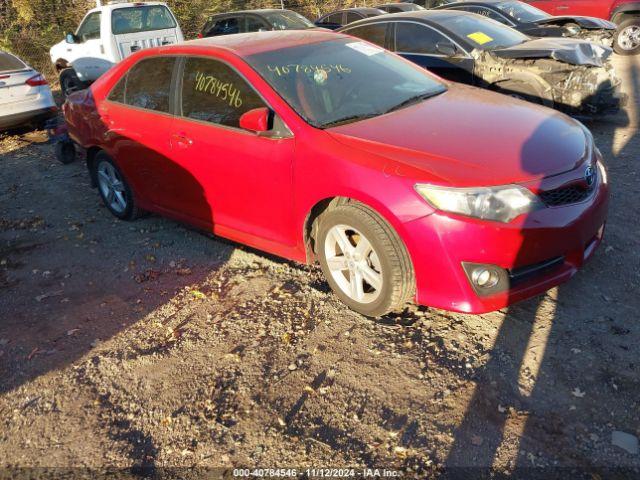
[327,84,587,187]
[490,37,612,67]
[533,16,617,30]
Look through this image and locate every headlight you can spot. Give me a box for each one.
[415,184,542,223]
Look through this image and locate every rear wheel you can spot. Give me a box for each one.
[614,18,640,55]
[59,68,85,97]
[316,202,414,317]
[94,151,140,220]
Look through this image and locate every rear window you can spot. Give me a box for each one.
[0,52,27,72]
[112,5,176,35]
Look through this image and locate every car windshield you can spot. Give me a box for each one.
[246,38,447,128]
[263,10,315,29]
[438,13,529,50]
[112,5,177,35]
[495,1,551,23]
[0,52,27,72]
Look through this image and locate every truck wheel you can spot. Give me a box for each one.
[614,18,640,55]
[55,140,76,164]
[59,68,85,96]
[316,202,414,317]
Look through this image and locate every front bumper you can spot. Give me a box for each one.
[403,169,609,314]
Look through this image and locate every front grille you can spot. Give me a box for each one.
[540,167,598,207]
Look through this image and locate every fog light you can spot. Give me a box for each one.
[471,268,499,289]
[462,262,509,296]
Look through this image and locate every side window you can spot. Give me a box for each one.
[77,12,101,42]
[387,7,402,13]
[209,17,240,36]
[346,12,363,24]
[323,13,343,24]
[246,15,269,32]
[395,23,449,55]
[345,23,388,48]
[107,76,126,103]
[121,57,176,112]
[180,57,266,129]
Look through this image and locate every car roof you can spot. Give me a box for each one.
[343,9,480,26]
[207,8,297,18]
[177,29,349,56]
[87,1,168,14]
[326,7,386,14]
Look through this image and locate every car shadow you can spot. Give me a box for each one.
[0,123,235,396]
[442,57,639,476]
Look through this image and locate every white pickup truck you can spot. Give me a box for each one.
[49,0,183,95]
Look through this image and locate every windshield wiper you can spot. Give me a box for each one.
[320,113,381,128]
[385,89,445,114]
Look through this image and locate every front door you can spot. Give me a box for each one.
[166,56,296,245]
[393,22,475,85]
[69,11,112,82]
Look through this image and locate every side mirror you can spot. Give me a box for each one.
[66,33,77,44]
[435,41,457,57]
[239,107,271,133]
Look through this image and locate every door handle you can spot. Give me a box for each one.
[556,6,569,10]
[171,133,193,149]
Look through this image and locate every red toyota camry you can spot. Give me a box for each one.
[62,30,608,316]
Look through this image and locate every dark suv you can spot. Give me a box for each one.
[200,9,314,38]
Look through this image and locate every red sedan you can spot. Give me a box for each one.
[62,30,609,316]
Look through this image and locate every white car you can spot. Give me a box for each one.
[49,0,183,95]
[0,51,57,131]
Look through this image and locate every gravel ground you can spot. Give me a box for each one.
[0,56,639,479]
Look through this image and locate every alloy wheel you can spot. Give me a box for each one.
[323,224,383,304]
[618,25,640,51]
[97,161,127,214]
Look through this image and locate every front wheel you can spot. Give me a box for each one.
[614,18,640,55]
[316,203,414,317]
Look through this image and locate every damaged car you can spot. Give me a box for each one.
[435,0,616,48]
[338,10,625,115]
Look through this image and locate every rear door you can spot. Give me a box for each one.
[111,5,182,60]
[100,55,178,208]
[550,1,609,18]
[392,21,475,84]
[526,0,608,18]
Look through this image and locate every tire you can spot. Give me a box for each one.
[614,18,640,55]
[55,140,76,164]
[94,151,141,220]
[494,80,547,106]
[316,202,414,317]
[59,68,85,97]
